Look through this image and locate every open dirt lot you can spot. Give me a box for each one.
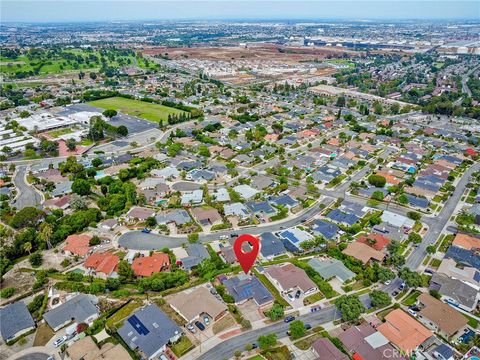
[142,44,359,64]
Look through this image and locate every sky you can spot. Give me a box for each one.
[1,1,479,23]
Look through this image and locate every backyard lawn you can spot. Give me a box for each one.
[88,96,187,123]
[105,300,142,330]
[171,336,193,357]
[401,290,421,306]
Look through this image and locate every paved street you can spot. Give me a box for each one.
[11,165,42,209]
[406,162,480,269]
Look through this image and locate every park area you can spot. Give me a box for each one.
[88,96,187,123]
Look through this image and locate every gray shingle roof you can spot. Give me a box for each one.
[308,258,355,283]
[43,294,98,330]
[0,302,35,341]
[118,304,181,358]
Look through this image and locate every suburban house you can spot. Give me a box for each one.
[342,241,385,264]
[224,202,250,219]
[178,244,210,270]
[277,227,315,251]
[43,195,71,210]
[265,263,317,299]
[339,322,408,360]
[308,258,355,284]
[0,301,35,342]
[377,309,433,353]
[156,209,192,226]
[191,207,223,226]
[415,293,468,340]
[220,274,274,306]
[63,234,93,257]
[430,273,479,311]
[126,207,156,221]
[84,252,119,279]
[259,232,287,260]
[118,304,182,360]
[312,338,348,360]
[132,253,170,277]
[310,219,339,240]
[181,189,204,205]
[168,286,227,323]
[66,336,131,360]
[43,293,99,331]
[356,233,390,251]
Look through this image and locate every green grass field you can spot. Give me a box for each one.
[88,97,187,123]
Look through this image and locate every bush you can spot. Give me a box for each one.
[29,252,43,267]
[368,174,386,188]
[0,287,15,298]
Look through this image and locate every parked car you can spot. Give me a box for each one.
[220,235,228,240]
[284,316,295,323]
[53,336,67,348]
[304,324,312,330]
[392,290,399,296]
[187,323,196,333]
[195,321,205,331]
[384,280,391,285]
[408,308,417,317]
[295,290,301,299]
[251,343,258,349]
[141,228,151,233]
[230,234,238,238]
[424,268,434,274]
[204,316,210,325]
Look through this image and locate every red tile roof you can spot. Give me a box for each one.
[84,252,119,275]
[357,233,391,251]
[63,234,92,256]
[132,253,170,277]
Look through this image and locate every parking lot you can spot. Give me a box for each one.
[57,103,158,135]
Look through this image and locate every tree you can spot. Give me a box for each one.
[376,267,395,283]
[398,267,423,288]
[145,216,157,227]
[72,179,91,196]
[70,194,87,210]
[258,333,277,350]
[407,211,421,221]
[106,278,121,291]
[198,144,211,157]
[29,252,43,267]
[188,233,199,244]
[116,125,128,137]
[66,138,77,151]
[369,290,392,308]
[10,207,44,229]
[102,109,118,118]
[371,190,385,201]
[265,303,284,321]
[89,236,101,246]
[429,289,441,299]
[397,194,409,205]
[368,174,386,188]
[289,320,306,339]
[408,232,422,244]
[426,245,436,254]
[23,241,32,255]
[91,157,103,168]
[117,260,135,283]
[334,295,365,322]
[89,72,97,80]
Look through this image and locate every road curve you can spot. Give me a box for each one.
[12,165,43,209]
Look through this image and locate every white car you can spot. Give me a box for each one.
[408,308,417,317]
[53,336,67,348]
[219,235,228,240]
[204,316,210,325]
[384,280,391,285]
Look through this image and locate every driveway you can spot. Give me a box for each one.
[12,165,42,209]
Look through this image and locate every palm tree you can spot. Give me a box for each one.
[23,242,32,255]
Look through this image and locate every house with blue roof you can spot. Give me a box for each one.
[277,227,314,250]
[260,232,287,259]
[118,304,182,360]
[268,194,299,209]
[326,209,360,226]
[405,194,429,209]
[221,274,274,306]
[445,246,480,271]
[246,201,277,217]
[310,219,340,240]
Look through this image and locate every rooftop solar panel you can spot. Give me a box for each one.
[128,315,150,336]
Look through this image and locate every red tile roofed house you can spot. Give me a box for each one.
[312,338,348,360]
[43,195,71,210]
[63,234,93,257]
[452,233,480,250]
[377,309,432,353]
[297,129,320,140]
[84,252,119,279]
[342,242,385,265]
[132,253,170,277]
[356,233,390,251]
[265,263,317,299]
[465,148,478,157]
[264,134,279,142]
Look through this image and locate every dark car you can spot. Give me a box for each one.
[141,228,151,233]
[230,233,238,238]
[251,343,258,349]
[195,321,205,331]
[295,290,301,299]
[284,316,295,323]
[304,324,312,330]
[392,290,399,296]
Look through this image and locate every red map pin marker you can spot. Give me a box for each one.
[234,234,261,274]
